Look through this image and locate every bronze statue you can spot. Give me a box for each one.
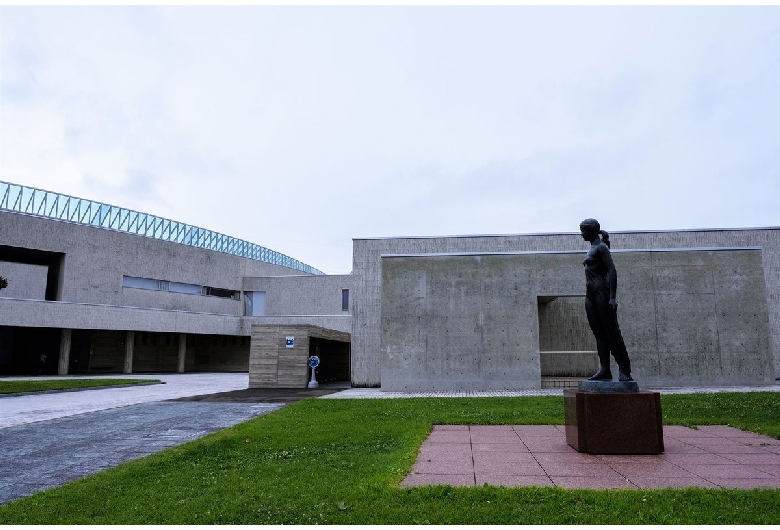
[580,218,633,381]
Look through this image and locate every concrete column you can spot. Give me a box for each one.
[124,331,134,374]
[58,328,72,375]
[177,333,187,373]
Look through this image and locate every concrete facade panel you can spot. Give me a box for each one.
[354,228,780,386]
[380,248,772,390]
[243,274,354,317]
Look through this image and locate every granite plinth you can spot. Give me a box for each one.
[564,388,664,454]
[578,380,639,393]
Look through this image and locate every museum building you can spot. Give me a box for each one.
[1,180,778,390]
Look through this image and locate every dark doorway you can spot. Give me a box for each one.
[0,326,60,375]
[309,337,350,384]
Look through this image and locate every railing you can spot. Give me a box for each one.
[0,180,324,275]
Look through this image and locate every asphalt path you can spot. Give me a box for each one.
[0,373,344,505]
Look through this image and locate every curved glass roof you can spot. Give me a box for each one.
[0,180,324,275]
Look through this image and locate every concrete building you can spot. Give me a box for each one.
[2,180,778,390]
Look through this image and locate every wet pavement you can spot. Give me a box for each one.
[0,401,283,504]
[0,373,348,505]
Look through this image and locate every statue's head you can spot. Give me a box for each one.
[579,218,600,238]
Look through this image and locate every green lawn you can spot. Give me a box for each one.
[0,378,161,394]
[0,392,778,524]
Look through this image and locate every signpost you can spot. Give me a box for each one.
[308,355,320,388]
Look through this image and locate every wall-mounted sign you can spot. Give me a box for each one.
[285,336,295,348]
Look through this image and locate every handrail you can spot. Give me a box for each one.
[0,180,324,275]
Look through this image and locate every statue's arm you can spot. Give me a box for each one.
[600,245,618,306]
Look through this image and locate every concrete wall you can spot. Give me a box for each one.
[0,211,310,315]
[243,274,354,317]
[354,228,780,386]
[0,261,48,300]
[380,248,773,391]
[0,298,248,335]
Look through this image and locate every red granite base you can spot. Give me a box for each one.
[564,388,664,454]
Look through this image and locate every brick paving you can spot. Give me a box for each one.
[401,424,780,489]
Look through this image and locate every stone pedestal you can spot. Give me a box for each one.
[564,388,664,454]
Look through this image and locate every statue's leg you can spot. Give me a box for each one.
[585,296,612,380]
[600,303,633,381]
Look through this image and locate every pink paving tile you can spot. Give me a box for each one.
[415,454,474,466]
[469,434,522,444]
[683,464,776,480]
[472,452,538,464]
[473,460,547,476]
[717,453,780,465]
[596,454,666,463]
[533,452,602,463]
[661,443,709,454]
[539,462,618,477]
[413,459,474,475]
[608,461,698,479]
[475,475,555,487]
[703,444,773,455]
[550,475,636,490]
[432,425,469,431]
[662,425,700,436]
[470,425,515,432]
[629,476,718,489]
[471,442,530,453]
[521,437,574,453]
[418,444,474,457]
[426,433,472,443]
[753,465,780,477]
[694,425,752,436]
[673,436,733,445]
[712,477,780,489]
[401,474,475,487]
[660,453,742,466]
[512,425,563,436]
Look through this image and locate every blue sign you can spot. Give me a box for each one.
[308,355,320,368]
[285,337,295,348]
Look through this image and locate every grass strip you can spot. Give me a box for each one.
[0,378,161,394]
[0,392,778,524]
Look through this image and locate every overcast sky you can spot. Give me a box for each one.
[1,5,778,274]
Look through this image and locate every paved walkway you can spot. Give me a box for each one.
[0,373,252,428]
[0,374,279,505]
[402,424,780,489]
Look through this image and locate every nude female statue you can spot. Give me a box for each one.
[580,218,633,381]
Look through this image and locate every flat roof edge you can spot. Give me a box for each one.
[381,247,764,259]
[355,226,780,242]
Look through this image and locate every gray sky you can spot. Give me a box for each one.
[2,5,778,274]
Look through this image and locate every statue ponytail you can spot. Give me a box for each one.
[599,230,611,248]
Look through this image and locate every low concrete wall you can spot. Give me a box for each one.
[380,248,773,391]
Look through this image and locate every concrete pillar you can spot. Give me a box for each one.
[124,331,134,374]
[58,328,72,375]
[177,333,187,373]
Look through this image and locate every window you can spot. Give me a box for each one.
[342,289,349,312]
[122,275,239,300]
[245,291,266,316]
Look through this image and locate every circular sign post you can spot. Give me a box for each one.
[307,355,320,388]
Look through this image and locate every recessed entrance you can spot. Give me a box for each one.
[537,296,598,388]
